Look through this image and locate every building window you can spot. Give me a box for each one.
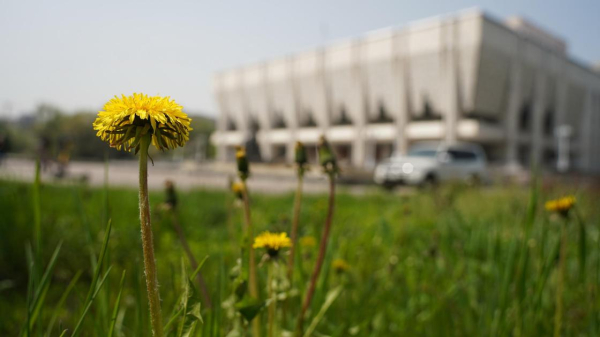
[333,106,353,125]
[519,103,531,132]
[411,97,441,121]
[272,111,287,129]
[226,118,237,131]
[300,110,317,127]
[249,117,261,132]
[370,103,394,123]
[543,108,554,137]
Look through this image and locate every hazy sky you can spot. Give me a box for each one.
[1,0,599,118]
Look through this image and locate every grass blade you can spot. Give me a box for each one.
[107,270,127,337]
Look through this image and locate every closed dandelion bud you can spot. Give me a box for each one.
[318,136,338,175]
[93,93,192,153]
[236,146,250,180]
[164,180,177,209]
[295,141,308,166]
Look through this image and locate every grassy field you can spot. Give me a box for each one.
[1,177,599,336]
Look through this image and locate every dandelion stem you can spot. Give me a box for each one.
[138,135,163,337]
[241,180,260,336]
[267,261,276,337]
[296,174,335,335]
[554,219,567,337]
[287,173,304,285]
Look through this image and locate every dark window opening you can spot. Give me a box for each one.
[543,109,554,136]
[272,145,287,162]
[249,117,261,133]
[370,103,394,123]
[519,103,531,132]
[300,111,317,127]
[333,106,353,125]
[447,149,477,161]
[272,112,287,129]
[226,118,237,131]
[411,97,442,121]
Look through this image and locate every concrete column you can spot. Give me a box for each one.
[287,56,299,163]
[443,20,459,144]
[579,89,594,171]
[351,40,367,168]
[531,70,547,166]
[258,64,273,162]
[395,32,409,155]
[504,56,523,169]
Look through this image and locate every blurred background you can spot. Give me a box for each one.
[1,0,599,191]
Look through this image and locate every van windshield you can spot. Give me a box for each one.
[408,149,437,157]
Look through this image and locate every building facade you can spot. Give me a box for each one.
[211,10,600,173]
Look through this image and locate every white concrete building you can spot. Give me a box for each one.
[211,9,600,173]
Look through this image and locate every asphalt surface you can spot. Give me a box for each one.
[0,157,378,195]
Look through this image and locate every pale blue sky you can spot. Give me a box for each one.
[1,0,599,117]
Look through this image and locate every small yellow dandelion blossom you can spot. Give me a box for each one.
[231,181,245,200]
[93,93,192,152]
[299,236,317,248]
[545,196,576,217]
[253,231,292,257]
[332,258,350,273]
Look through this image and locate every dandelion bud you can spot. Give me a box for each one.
[318,136,338,175]
[236,146,250,180]
[164,180,177,209]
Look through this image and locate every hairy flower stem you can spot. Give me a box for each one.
[139,136,163,337]
[241,180,260,336]
[169,211,212,308]
[287,173,304,284]
[267,261,276,337]
[296,174,335,335]
[554,220,567,337]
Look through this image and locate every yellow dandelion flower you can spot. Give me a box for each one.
[545,196,576,217]
[253,231,292,257]
[299,236,317,248]
[231,181,245,200]
[93,93,192,152]
[332,258,350,273]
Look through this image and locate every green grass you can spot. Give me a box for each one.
[0,178,599,336]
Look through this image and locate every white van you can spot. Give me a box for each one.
[374,142,488,187]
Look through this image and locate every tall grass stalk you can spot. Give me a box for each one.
[240,180,260,337]
[287,173,304,284]
[554,218,567,337]
[138,135,163,337]
[297,174,335,335]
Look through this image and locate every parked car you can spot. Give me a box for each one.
[374,142,488,187]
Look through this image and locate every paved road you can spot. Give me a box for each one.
[0,158,378,195]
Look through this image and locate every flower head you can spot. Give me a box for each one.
[236,146,250,180]
[332,258,350,274]
[93,93,192,152]
[253,231,292,257]
[318,136,338,175]
[231,181,245,200]
[299,236,316,248]
[545,196,576,217]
